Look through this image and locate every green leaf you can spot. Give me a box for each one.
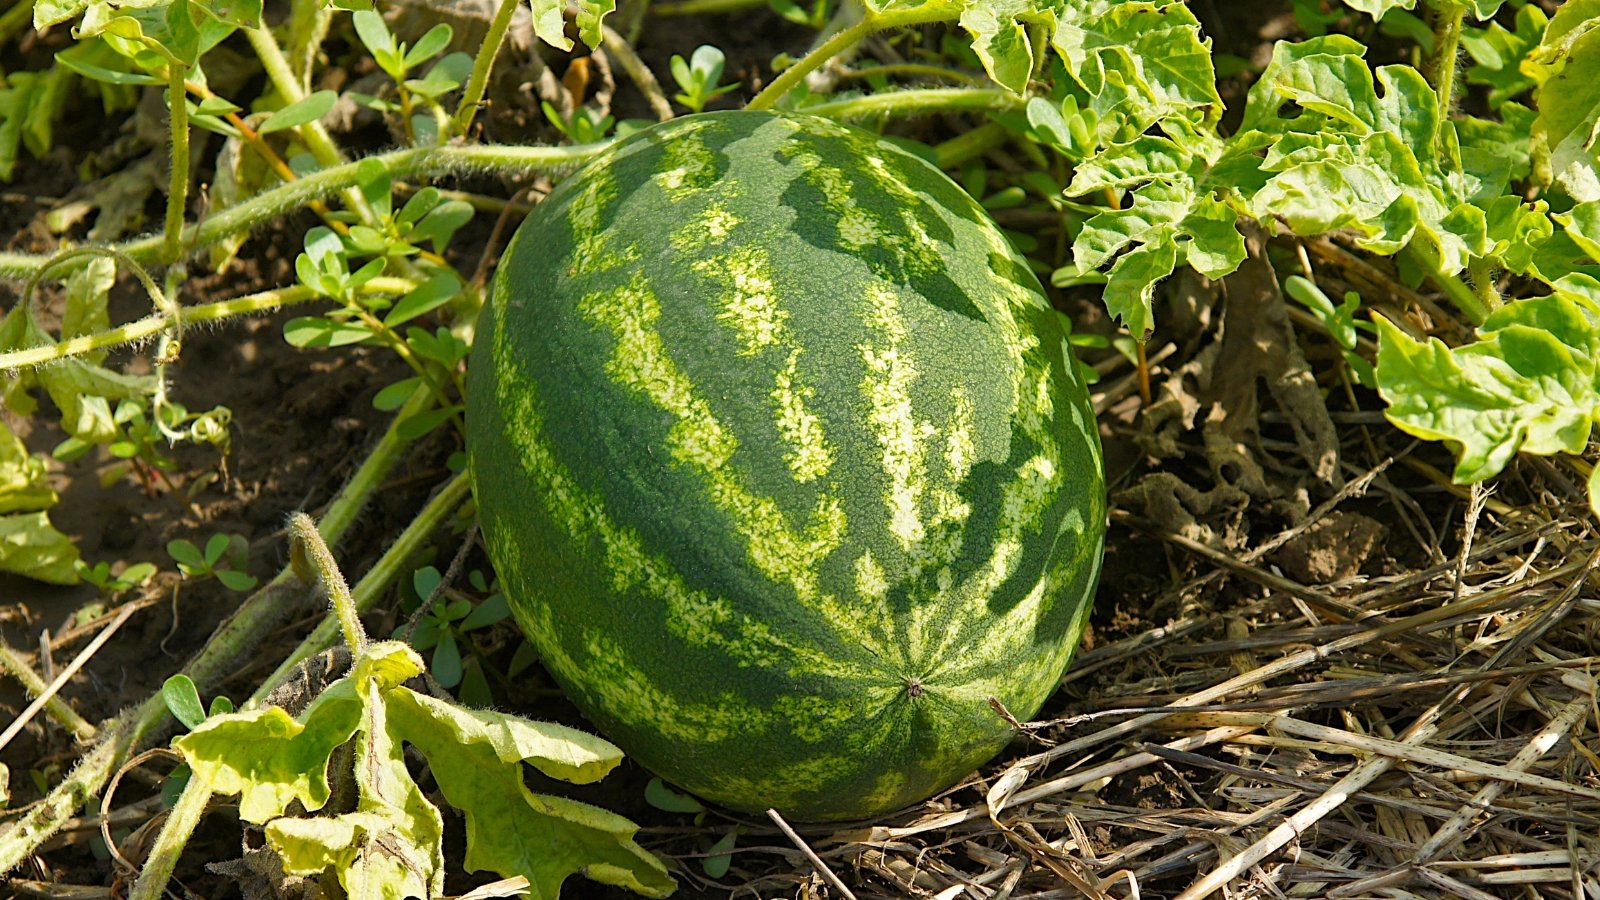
[195,0,262,28]
[412,565,443,601]
[282,316,375,348]
[1462,4,1545,108]
[356,156,391,221]
[702,828,737,879]
[265,673,444,900]
[643,777,705,815]
[1374,295,1600,485]
[1070,177,1244,336]
[1050,0,1223,141]
[1526,0,1600,202]
[459,592,510,631]
[373,376,422,411]
[174,643,424,823]
[1340,0,1414,21]
[431,629,462,688]
[53,48,163,85]
[1234,36,1487,274]
[402,22,453,69]
[396,405,461,441]
[35,0,91,28]
[384,271,460,327]
[166,538,206,570]
[216,569,259,591]
[0,510,80,584]
[257,90,337,134]
[410,199,474,251]
[573,0,615,51]
[961,0,1036,93]
[163,675,208,730]
[528,0,570,51]
[385,689,675,897]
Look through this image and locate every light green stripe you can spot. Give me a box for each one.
[650,120,717,200]
[858,282,932,552]
[578,271,853,623]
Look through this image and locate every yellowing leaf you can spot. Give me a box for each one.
[387,689,675,898]
[174,683,363,823]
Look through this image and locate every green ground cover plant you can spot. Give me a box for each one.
[0,0,1597,896]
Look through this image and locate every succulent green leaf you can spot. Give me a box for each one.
[162,674,207,730]
[1375,295,1600,485]
[386,689,675,897]
[643,777,706,815]
[258,90,338,135]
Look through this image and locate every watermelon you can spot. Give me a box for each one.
[467,110,1105,821]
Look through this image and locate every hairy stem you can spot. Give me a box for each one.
[163,63,190,263]
[747,7,960,111]
[126,778,213,900]
[0,381,439,873]
[252,467,472,705]
[1426,0,1465,149]
[800,88,1025,122]
[246,24,345,169]
[452,0,521,138]
[0,278,414,369]
[932,121,1011,168]
[289,512,368,653]
[1467,258,1501,315]
[1401,243,1489,325]
[0,640,97,741]
[0,142,607,281]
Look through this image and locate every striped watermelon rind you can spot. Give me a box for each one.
[468,110,1105,821]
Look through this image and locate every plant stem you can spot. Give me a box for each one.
[800,88,1025,122]
[1401,243,1489,325]
[1426,0,1465,150]
[0,142,607,281]
[652,0,763,14]
[602,24,675,121]
[932,121,1011,168]
[1467,258,1501,315]
[836,62,989,87]
[0,278,414,370]
[245,24,345,170]
[126,777,212,900]
[251,467,472,705]
[164,63,190,264]
[289,512,368,653]
[452,0,521,138]
[0,640,97,741]
[747,7,961,111]
[0,380,438,874]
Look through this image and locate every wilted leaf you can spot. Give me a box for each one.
[387,689,675,897]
